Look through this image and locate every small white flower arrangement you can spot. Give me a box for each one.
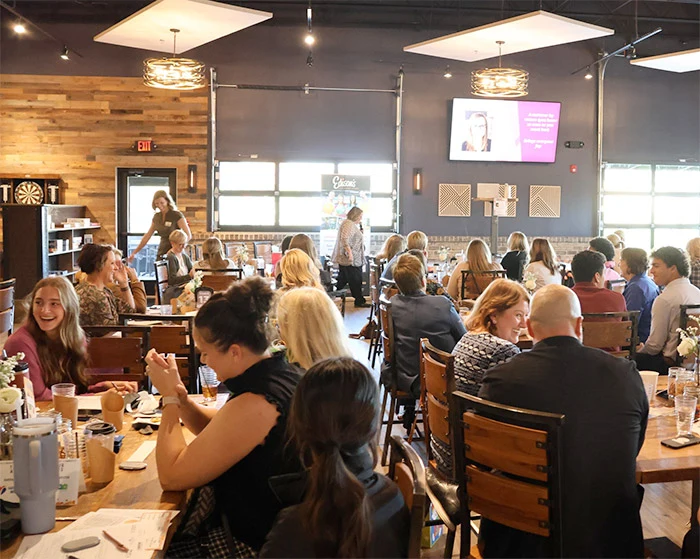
[677,316,699,360]
[0,353,25,414]
[523,272,538,293]
[183,270,204,295]
[234,245,249,268]
[437,246,450,262]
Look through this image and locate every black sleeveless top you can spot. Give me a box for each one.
[214,353,302,550]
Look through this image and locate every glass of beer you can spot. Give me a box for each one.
[199,365,220,403]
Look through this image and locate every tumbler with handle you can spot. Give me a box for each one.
[12,417,59,534]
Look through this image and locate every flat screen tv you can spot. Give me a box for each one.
[449,98,562,163]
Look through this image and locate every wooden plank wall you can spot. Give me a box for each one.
[0,74,209,246]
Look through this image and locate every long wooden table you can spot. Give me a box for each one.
[638,380,700,528]
[0,395,225,558]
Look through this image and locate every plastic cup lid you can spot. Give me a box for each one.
[13,417,56,437]
[85,421,117,436]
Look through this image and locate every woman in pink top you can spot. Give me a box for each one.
[4,277,135,400]
[588,237,621,284]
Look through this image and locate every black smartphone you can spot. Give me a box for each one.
[656,389,669,400]
[661,435,700,449]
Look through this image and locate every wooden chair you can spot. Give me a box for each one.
[150,325,192,388]
[460,269,507,301]
[367,261,381,362]
[154,260,169,304]
[605,278,626,293]
[451,391,565,559]
[380,277,399,300]
[253,241,273,265]
[83,325,151,385]
[388,435,427,559]
[201,271,242,292]
[581,311,640,359]
[378,295,404,466]
[415,338,462,559]
[0,278,16,337]
[224,242,247,259]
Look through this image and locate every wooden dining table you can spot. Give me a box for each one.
[639,379,700,529]
[0,395,225,558]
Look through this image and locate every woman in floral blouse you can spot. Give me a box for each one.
[75,244,136,326]
[331,206,367,307]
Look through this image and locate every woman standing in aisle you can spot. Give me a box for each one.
[331,206,368,307]
[127,190,191,263]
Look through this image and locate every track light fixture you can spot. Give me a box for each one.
[304,3,315,46]
[306,51,314,67]
[13,21,26,34]
[60,46,69,60]
[443,65,452,79]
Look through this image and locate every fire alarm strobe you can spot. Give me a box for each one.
[564,141,584,149]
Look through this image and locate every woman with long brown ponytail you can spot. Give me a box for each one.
[260,357,409,558]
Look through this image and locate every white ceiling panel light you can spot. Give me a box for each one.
[403,11,614,63]
[630,47,700,73]
[94,0,272,54]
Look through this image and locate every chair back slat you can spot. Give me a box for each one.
[423,352,448,402]
[0,308,13,337]
[427,393,450,446]
[150,325,189,354]
[463,412,549,481]
[0,285,14,313]
[460,269,507,300]
[378,298,393,364]
[154,260,169,304]
[581,311,639,359]
[388,435,426,559]
[380,277,398,300]
[605,278,626,293]
[201,273,241,292]
[466,466,550,536]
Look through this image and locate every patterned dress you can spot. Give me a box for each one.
[75,282,135,327]
[432,332,520,477]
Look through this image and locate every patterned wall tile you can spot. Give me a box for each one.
[438,183,471,217]
[529,185,561,218]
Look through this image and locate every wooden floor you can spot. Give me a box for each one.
[342,306,692,557]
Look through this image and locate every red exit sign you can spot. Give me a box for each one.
[136,139,154,152]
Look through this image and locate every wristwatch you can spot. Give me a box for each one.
[162,396,181,407]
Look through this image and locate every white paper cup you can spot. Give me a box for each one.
[639,371,659,404]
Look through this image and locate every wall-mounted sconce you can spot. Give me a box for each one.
[413,168,423,195]
[187,164,197,193]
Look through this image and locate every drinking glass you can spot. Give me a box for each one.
[639,371,659,404]
[198,366,220,403]
[51,383,75,398]
[676,370,696,400]
[675,395,697,436]
[682,384,700,415]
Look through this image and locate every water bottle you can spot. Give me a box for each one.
[12,417,59,534]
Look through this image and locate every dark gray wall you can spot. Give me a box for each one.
[1,22,698,237]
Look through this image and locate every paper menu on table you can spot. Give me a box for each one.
[76,394,103,410]
[14,528,152,559]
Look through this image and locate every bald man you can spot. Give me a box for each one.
[478,285,648,558]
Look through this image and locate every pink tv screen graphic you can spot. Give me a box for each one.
[449,99,562,163]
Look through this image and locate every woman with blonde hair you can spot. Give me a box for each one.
[376,234,406,264]
[332,206,367,307]
[127,190,191,262]
[280,249,323,291]
[523,238,561,291]
[500,231,529,282]
[687,237,700,289]
[196,237,236,270]
[447,239,503,300]
[289,234,332,291]
[5,277,136,400]
[277,287,352,370]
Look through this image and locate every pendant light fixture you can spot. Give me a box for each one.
[143,28,206,90]
[471,41,528,98]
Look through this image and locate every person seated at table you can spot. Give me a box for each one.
[433,279,528,477]
[406,249,453,302]
[76,246,147,313]
[144,276,303,557]
[376,234,407,265]
[620,247,659,343]
[500,231,529,282]
[279,249,324,292]
[447,239,503,300]
[162,229,195,303]
[570,250,627,314]
[607,232,625,273]
[274,235,294,286]
[589,236,621,283]
[288,233,333,291]
[260,357,409,558]
[276,287,352,370]
[75,243,137,326]
[195,236,236,271]
[479,284,647,558]
[5,276,137,400]
[381,230,428,281]
[687,236,700,289]
[636,246,700,374]
[523,238,562,292]
[382,254,466,429]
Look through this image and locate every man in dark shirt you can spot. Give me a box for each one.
[570,250,627,314]
[479,284,648,558]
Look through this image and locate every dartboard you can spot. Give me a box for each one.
[14,181,44,205]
